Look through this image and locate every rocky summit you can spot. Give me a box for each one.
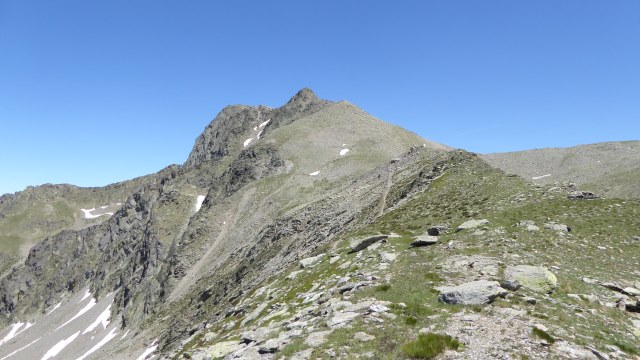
[1,89,639,360]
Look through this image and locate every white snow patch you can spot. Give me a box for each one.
[0,337,40,360]
[47,302,62,315]
[195,195,206,212]
[82,304,111,334]
[244,138,253,147]
[256,130,263,139]
[259,119,270,128]
[116,202,122,206]
[339,149,350,156]
[532,174,552,180]
[75,327,118,360]
[100,205,108,209]
[42,331,80,360]
[81,208,113,219]
[253,126,257,131]
[0,323,24,345]
[309,171,320,176]
[56,298,96,330]
[342,143,346,146]
[120,329,130,340]
[80,289,92,302]
[136,341,159,360]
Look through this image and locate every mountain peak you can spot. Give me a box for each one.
[285,88,319,106]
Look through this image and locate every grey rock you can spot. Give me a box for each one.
[305,330,333,347]
[241,302,269,326]
[552,342,598,359]
[568,190,598,200]
[349,235,388,253]
[437,280,508,305]
[328,311,359,328]
[354,332,375,342]
[544,223,571,232]
[258,339,279,354]
[241,328,270,344]
[626,300,640,313]
[368,304,389,313]
[426,224,450,236]
[600,282,624,293]
[286,270,304,280]
[456,219,489,232]
[378,252,397,263]
[504,265,557,293]
[622,287,640,296]
[411,235,438,247]
[299,254,324,268]
[500,280,522,291]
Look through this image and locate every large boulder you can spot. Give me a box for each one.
[411,235,438,247]
[504,265,557,293]
[349,235,388,253]
[437,280,507,305]
[299,254,324,268]
[456,219,489,232]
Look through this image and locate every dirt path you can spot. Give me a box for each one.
[167,188,255,302]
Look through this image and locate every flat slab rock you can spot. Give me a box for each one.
[349,235,388,253]
[504,265,557,293]
[437,280,507,305]
[456,219,489,232]
[411,235,438,247]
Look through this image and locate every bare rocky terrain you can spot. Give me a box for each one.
[0,90,638,360]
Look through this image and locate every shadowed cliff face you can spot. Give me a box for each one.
[184,88,331,169]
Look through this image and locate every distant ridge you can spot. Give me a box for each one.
[482,140,640,199]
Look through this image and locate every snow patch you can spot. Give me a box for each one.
[0,323,24,345]
[76,327,118,360]
[339,149,350,156]
[56,298,96,330]
[195,195,206,212]
[42,331,80,360]
[532,174,552,180]
[80,289,91,302]
[136,341,159,360]
[100,205,108,209]
[309,171,320,176]
[81,208,113,219]
[120,329,130,340]
[47,302,62,315]
[82,304,111,334]
[0,337,40,360]
[256,130,263,139]
[259,119,270,128]
[244,138,253,147]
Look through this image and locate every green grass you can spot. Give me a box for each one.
[531,327,555,344]
[402,333,460,359]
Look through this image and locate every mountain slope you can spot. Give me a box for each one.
[0,89,449,360]
[0,169,177,275]
[0,91,638,360]
[482,141,640,199]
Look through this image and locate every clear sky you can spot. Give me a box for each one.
[1,1,639,195]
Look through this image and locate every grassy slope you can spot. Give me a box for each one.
[179,152,640,359]
[481,140,640,199]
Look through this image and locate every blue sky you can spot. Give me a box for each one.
[1,1,639,195]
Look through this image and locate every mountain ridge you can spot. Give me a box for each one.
[0,90,638,360]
